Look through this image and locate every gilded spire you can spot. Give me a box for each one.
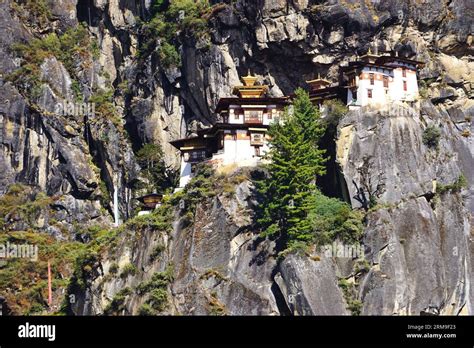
[242,70,257,87]
[233,71,268,97]
[360,46,380,63]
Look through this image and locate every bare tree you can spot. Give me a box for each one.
[352,155,385,210]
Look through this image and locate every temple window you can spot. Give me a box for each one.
[402,68,406,77]
[367,89,373,98]
[369,73,374,85]
[250,133,264,145]
[403,81,407,91]
[244,110,263,123]
[383,76,388,88]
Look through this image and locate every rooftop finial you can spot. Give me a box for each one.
[318,72,321,79]
[241,70,257,87]
[368,47,372,55]
[235,71,267,96]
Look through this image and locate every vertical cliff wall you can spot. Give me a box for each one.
[0,0,472,315]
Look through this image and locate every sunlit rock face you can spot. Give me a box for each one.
[0,0,472,315]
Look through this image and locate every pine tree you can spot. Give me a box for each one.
[256,89,327,247]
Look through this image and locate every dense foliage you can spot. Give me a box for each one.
[8,23,98,99]
[422,125,441,149]
[137,0,213,66]
[256,89,363,251]
[136,143,178,192]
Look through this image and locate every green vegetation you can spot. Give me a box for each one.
[98,179,111,208]
[418,82,429,99]
[422,125,441,149]
[322,99,348,126]
[353,258,371,274]
[124,205,173,233]
[136,267,173,295]
[71,80,83,102]
[120,263,138,278]
[89,88,123,127]
[104,287,132,314]
[171,163,216,221]
[135,266,173,313]
[437,174,468,194]
[147,288,168,311]
[109,263,119,274]
[137,0,215,65]
[11,0,52,28]
[0,184,125,315]
[254,90,363,253]
[255,89,327,248]
[8,24,96,98]
[70,249,98,290]
[208,291,226,316]
[0,229,87,315]
[307,191,364,246]
[136,143,178,192]
[0,184,54,230]
[256,89,325,247]
[0,180,175,315]
[138,303,155,316]
[149,244,165,262]
[338,278,362,315]
[63,206,172,314]
[159,42,182,68]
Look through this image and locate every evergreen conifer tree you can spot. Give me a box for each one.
[256,88,327,247]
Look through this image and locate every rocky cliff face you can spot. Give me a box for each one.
[0,0,472,315]
[338,101,473,315]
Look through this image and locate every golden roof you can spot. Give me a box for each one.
[360,47,380,63]
[233,71,268,98]
[306,73,331,90]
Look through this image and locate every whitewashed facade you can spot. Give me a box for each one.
[172,52,423,189]
[344,53,422,108]
[171,73,287,188]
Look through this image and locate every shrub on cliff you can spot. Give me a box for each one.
[422,125,441,149]
[137,0,213,64]
[8,23,97,97]
[308,191,364,246]
[136,143,178,192]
